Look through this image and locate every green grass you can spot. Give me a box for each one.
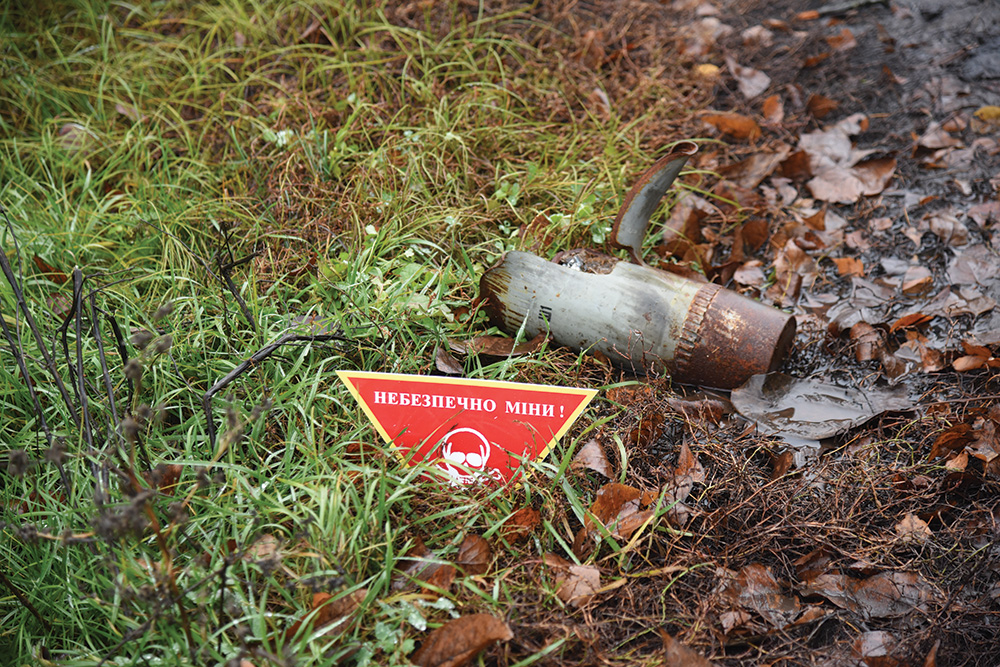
[0,1,706,664]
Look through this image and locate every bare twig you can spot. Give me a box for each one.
[0,206,80,427]
[0,567,51,632]
[202,330,344,450]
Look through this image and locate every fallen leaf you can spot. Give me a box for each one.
[717,144,792,189]
[32,256,69,285]
[701,112,762,140]
[435,346,464,375]
[143,463,183,494]
[945,451,969,471]
[894,513,931,543]
[807,94,839,119]
[741,25,774,48]
[850,322,884,362]
[575,29,605,70]
[664,394,734,424]
[606,383,656,406]
[801,571,936,620]
[115,102,144,123]
[544,554,601,607]
[734,260,767,287]
[661,632,713,666]
[586,483,643,528]
[627,413,665,448]
[244,534,280,561]
[853,631,898,664]
[57,122,94,153]
[410,614,513,667]
[463,332,546,357]
[723,563,802,628]
[395,536,456,592]
[833,257,864,277]
[971,105,1000,133]
[284,588,366,641]
[825,27,857,52]
[803,52,831,67]
[928,423,974,461]
[456,535,491,575]
[917,122,962,150]
[725,55,771,99]
[500,507,540,544]
[762,94,784,125]
[889,312,933,333]
[572,439,613,478]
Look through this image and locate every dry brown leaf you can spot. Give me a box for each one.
[889,312,932,333]
[115,102,144,122]
[945,451,969,471]
[395,536,456,592]
[927,424,975,461]
[464,332,546,357]
[723,563,802,628]
[662,195,708,256]
[853,157,897,196]
[833,257,864,277]
[894,513,931,543]
[664,394,734,424]
[801,571,936,620]
[244,534,280,561]
[410,614,513,667]
[605,383,656,406]
[850,322,884,362]
[762,94,784,125]
[825,27,857,52]
[571,439,613,478]
[734,260,767,287]
[661,632,713,666]
[434,346,464,375]
[701,112,762,140]
[586,483,643,528]
[284,588,366,641]
[500,507,540,544]
[807,94,839,119]
[544,554,601,607]
[853,631,898,664]
[725,55,771,98]
[917,122,962,150]
[456,535,491,575]
[143,463,183,494]
[627,413,665,447]
[717,144,792,189]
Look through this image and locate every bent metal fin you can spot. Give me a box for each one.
[610,141,699,265]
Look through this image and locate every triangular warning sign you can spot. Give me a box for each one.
[337,371,597,485]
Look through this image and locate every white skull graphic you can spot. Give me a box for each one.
[439,427,493,486]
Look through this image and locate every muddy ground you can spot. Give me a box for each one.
[515,0,1000,665]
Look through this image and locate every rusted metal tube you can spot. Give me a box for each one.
[479,251,796,389]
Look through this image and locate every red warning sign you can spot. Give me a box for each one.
[337,371,597,485]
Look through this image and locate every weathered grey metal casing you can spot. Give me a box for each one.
[480,252,795,389]
[479,141,796,389]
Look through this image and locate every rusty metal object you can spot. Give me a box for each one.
[610,141,699,264]
[478,141,796,389]
[480,251,795,389]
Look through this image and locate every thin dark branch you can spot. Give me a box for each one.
[216,249,259,334]
[0,568,51,632]
[203,331,345,450]
[73,268,95,452]
[0,206,80,427]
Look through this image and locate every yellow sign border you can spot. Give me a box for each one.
[336,370,597,478]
